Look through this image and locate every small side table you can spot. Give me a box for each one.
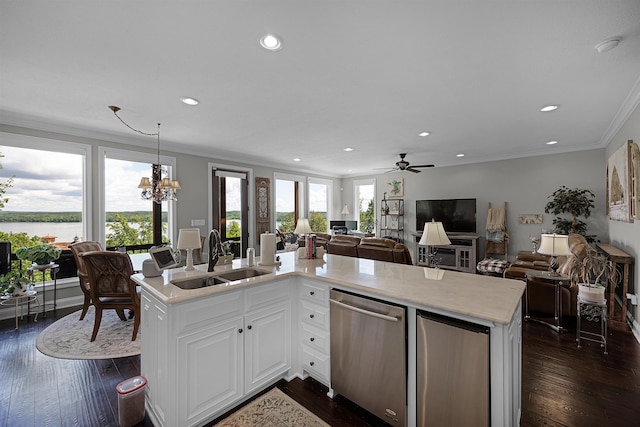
[0,290,39,329]
[525,271,570,332]
[576,296,607,354]
[27,263,59,318]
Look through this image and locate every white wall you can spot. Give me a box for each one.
[605,102,640,338]
[342,148,607,259]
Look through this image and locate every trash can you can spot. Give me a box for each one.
[116,375,146,427]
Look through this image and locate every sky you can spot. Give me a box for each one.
[0,145,328,214]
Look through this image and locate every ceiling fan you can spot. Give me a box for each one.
[387,153,434,173]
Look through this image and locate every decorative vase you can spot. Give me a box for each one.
[12,286,27,296]
[578,284,606,303]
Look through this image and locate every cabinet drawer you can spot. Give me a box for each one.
[300,321,329,353]
[299,281,328,304]
[300,344,330,382]
[299,299,329,330]
[244,280,291,312]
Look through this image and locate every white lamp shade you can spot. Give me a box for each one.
[341,204,350,215]
[177,228,201,250]
[419,219,451,246]
[294,218,313,235]
[537,234,572,256]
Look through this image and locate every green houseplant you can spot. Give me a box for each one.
[16,244,62,265]
[0,272,31,296]
[544,186,596,243]
[570,249,612,303]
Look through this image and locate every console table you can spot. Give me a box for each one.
[595,243,633,325]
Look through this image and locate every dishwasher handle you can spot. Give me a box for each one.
[330,298,400,322]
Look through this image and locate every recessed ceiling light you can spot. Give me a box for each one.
[260,34,282,51]
[293,158,301,162]
[344,147,354,152]
[419,131,431,137]
[595,37,621,54]
[456,153,465,157]
[180,97,199,106]
[546,140,559,145]
[540,105,558,112]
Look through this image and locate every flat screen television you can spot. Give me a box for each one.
[416,198,477,234]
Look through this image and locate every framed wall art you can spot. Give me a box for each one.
[518,214,543,225]
[387,178,404,198]
[606,140,634,222]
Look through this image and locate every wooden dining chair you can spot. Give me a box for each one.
[69,241,104,320]
[80,251,140,342]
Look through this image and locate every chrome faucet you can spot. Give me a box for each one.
[208,229,223,272]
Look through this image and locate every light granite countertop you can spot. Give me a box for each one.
[132,251,525,325]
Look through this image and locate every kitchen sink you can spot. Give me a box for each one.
[170,268,270,289]
[216,268,270,282]
[171,276,227,289]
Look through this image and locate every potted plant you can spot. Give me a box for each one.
[0,272,31,296]
[217,241,234,265]
[570,249,612,303]
[16,244,62,266]
[544,186,596,243]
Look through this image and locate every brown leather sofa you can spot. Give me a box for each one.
[503,251,550,280]
[327,235,361,257]
[504,234,590,317]
[357,237,413,265]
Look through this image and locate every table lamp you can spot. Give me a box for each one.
[419,219,451,267]
[177,228,201,271]
[537,233,572,275]
[294,218,313,236]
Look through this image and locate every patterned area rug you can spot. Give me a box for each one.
[215,388,330,427]
[36,306,140,359]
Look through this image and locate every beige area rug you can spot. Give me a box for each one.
[36,306,140,359]
[215,388,330,427]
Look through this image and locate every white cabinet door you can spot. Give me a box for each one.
[178,316,244,427]
[141,293,169,426]
[244,302,291,394]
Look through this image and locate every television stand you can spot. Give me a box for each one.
[412,233,480,273]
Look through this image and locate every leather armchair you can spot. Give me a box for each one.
[519,234,590,317]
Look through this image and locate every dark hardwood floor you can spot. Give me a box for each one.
[1,305,639,426]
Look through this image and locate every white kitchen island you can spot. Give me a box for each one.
[132,251,525,427]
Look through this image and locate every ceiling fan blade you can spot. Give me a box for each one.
[410,164,435,168]
[406,167,421,173]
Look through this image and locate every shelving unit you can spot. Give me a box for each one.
[380,198,404,242]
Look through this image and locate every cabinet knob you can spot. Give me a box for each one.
[247,325,252,330]
[309,361,315,366]
[309,314,314,319]
[310,291,315,296]
[238,328,243,334]
[310,337,315,342]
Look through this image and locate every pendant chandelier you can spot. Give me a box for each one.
[109,106,180,203]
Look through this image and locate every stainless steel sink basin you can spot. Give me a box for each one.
[171,276,227,289]
[217,268,270,282]
[170,268,270,289]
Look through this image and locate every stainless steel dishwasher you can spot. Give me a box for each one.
[417,310,490,426]
[330,289,406,426]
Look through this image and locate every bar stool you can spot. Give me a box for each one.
[576,296,607,354]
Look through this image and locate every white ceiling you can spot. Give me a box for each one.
[2,1,640,177]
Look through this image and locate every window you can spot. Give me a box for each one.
[354,179,376,233]
[0,133,90,247]
[308,178,332,232]
[275,173,305,232]
[99,147,177,247]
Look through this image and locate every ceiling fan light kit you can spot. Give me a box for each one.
[387,153,434,173]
